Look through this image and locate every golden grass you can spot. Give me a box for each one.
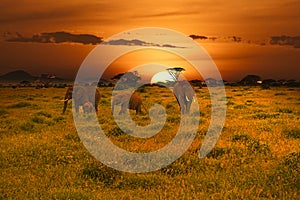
[0,86,299,199]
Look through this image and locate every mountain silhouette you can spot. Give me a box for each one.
[0,70,36,82]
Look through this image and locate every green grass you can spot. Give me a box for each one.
[0,86,299,199]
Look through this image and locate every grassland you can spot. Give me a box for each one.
[0,86,299,199]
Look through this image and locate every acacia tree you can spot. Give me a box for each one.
[166,67,185,82]
[111,71,141,89]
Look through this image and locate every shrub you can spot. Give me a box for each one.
[283,128,300,139]
[82,164,121,186]
[232,134,270,154]
[253,113,279,119]
[0,109,8,116]
[206,147,229,159]
[276,108,293,114]
[19,122,35,132]
[8,102,32,108]
[107,126,126,136]
[31,116,45,124]
[36,111,52,118]
[274,92,286,96]
[234,105,247,109]
[232,134,250,142]
[53,116,65,123]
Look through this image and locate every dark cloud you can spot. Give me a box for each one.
[189,34,243,43]
[5,31,103,45]
[270,35,300,48]
[230,36,242,43]
[189,35,208,40]
[102,39,185,48]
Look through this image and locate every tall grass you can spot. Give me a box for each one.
[0,86,299,199]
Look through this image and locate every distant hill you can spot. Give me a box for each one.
[0,70,71,85]
[0,70,36,82]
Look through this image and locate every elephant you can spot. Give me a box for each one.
[173,81,195,114]
[112,92,145,115]
[62,86,101,114]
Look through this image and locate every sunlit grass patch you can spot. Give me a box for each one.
[232,134,270,154]
[117,175,162,190]
[268,152,300,194]
[1,86,300,199]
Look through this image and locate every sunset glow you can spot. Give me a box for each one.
[0,0,299,81]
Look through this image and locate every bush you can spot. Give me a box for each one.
[234,105,247,109]
[8,102,32,108]
[0,109,8,116]
[253,113,279,119]
[107,126,126,136]
[206,147,229,159]
[283,128,300,139]
[82,164,121,186]
[36,111,52,118]
[19,122,35,132]
[276,108,293,114]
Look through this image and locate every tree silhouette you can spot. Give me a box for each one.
[166,67,185,82]
[111,71,141,89]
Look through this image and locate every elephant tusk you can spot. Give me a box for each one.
[60,99,69,102]
[185,95,190,102]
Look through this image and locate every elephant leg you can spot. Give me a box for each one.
[94,102,98,112]
[112,103,115,114]
[75,104,80,113]
[119,103,127,115]
[62,100,69,114]
[136,105,141,115]
[179,96,186,114]
[186,101,192,113]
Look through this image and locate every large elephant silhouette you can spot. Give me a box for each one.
[112,92,145,115]
[62,86,101,114]
[173,81,195,114]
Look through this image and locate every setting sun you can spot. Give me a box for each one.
[150,71,175,84]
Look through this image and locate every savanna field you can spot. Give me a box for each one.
[0,85,300,199]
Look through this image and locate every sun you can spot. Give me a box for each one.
[150,71,175,84]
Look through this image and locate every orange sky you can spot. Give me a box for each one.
[0,0,299,81]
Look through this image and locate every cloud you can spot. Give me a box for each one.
[133,10,198,18]
[230,36,242,43]
[270,35,300,48]
[102,39,185,48]
[189,35,208,40]
[5,31,103,45]
[189,34,242,43]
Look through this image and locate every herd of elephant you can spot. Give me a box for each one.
[62,81,195,115]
